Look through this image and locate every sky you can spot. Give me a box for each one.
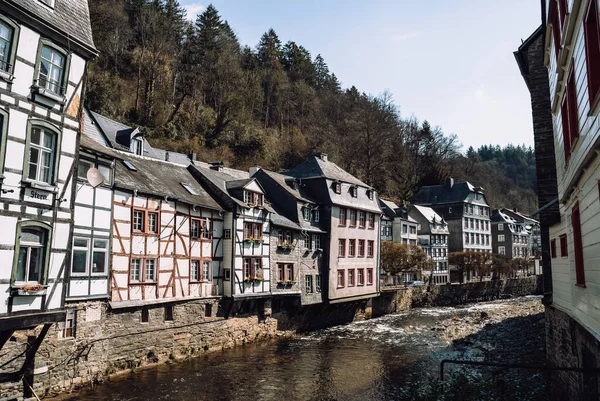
[179,0,542,151]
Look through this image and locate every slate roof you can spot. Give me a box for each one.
[152,148,192,165]
[79,134,121,160]
[270,210,302,230]
[226,178,254,190]
[287,155,369,187]
[88,111,134,152]
[190,166,250,209]
[3,0,97,57]
[259,169,315,203]
[114,155,222,211]
[379,199,416,223]
[411,205,443,224]
[412,181,477,205]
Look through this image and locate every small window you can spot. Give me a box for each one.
[572,202,585,286]
[561,62,579,163]
[205,303,213,317]
[368,213,375,229]
[498,246,506,255]
[92,239,107,274]
[131,138,143,155]
[551,239,557,258]
[358,240,365,257]
[302,207,311,221]
[367,269,374,285]
[560,234,568,257]
[181,183,199,195]
[337,270,345,287]
[145,259,156,282]
[164,305,174,322]
[224,229,231,239]
[305,275,313,293]
[315,275,321,293]
[141,308,149,323]
[339,208,347,226]
[123,160,137,171]
[333,182,341,194]
[338,239,346,257]
[312,234,321,250]
[0,18,16,74]
[28,126,57,184]
[498,234,505,242]
[131,258,141,281]
[349,209,357,226]
[62,309,76,338]
[350,186,358,198]
[348,270,355,286]
[133,210,145,232]
[202,261,211,281]
[313,209,320,223]
[366,190,373,200]
[72,237,89,275]
[77,160,92,180]
[367,240,374,257]
[349,239,356,257]
[498,223,504,231]
[15,226,49,283]
[148,212,159,234]
[191,260,200,281]
[224,268,231,281]
[357,269,364,285]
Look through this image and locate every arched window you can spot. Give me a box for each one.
[12,222,52,285]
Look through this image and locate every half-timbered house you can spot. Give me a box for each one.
[409,205,450,284]
[189,164,271,302]
[0,0,96,337]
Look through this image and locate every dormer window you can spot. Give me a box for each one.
[131,138,143,155]
[366,190,373,200]
[350,186,358,198]
[302,207,311,221]
[39,0,56,8]
[333,182,342,194]
[244,191,263,206]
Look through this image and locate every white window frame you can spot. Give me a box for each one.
[71,237,89,276]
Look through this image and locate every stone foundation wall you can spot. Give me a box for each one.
[545,305,600,401]
[0,298,289,399]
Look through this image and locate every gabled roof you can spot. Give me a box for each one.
[79,134,121,160]
[114,155,222,211]
[189,166,253,209]
[379,199,400,220]
[412,205,444,224]
[88,111,134,152]
[259,169,315,203]
[226,178,255,190]
[412,181,479,205]
[500,208,539,225]
[3,0,97,57]
[287,154,369,187]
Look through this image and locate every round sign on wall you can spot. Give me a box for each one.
[86,167,105,188]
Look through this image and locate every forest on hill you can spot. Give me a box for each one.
[86,0,539,213]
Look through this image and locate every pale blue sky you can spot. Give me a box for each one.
[180,0,542,150]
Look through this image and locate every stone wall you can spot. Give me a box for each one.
[545,305,600,401]
[0,298,289,399]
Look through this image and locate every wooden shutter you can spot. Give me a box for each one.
[572,202,585,286]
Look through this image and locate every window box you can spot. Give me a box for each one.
[13,284,48,296]
[254,237,264,244]
[277,243,295,250]
[20,179,58,193]
[0,69,14,83]
[277,280,296,286]
[243,276,264,283]
[30,84,66,105]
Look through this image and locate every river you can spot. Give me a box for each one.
[54,297,544,401]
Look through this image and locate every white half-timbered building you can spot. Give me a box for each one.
[189,164,271,301]
[0,0,96,331]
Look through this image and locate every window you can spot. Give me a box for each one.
[350,210,357,226]
[92,240,107,274]
[130,258,156,282]
[449,207,453,214]
[348,269,355,286]
[141,308,149,323]
[340,208,347,226]
[337,270,345,287]
[498,223,504,231]
[302,207,312,221]
[572,202,585,286]
[122,160,137,171]
[305,275,313,293]
[464,218,468,229]
[224,229,231,239]
[368,240,374,257]
[367,190,373,200]
[27,126,57,184]
[203,261,211,281]
[191,260,200,281]
[244,222,262,240]
[368,213,375,228]
[350,186,358,198]
[358,240,365,257]
[39,0,56,8]
[551,238,557,258]
[465,233,469,244]
[243,258,263,279]
[164,305,174,322]
[349,239,356,257]
[284,231,292,245]
[244,191,263,206]
[402,224,408,234]
[333,182,342,194]
[312,234,321,250]
[357,269,364,285]
[585,0,600,109]
[72,238,88,275]
[359,211,366,228]
[313,209,320,223]
[14,224,50,284]
[409,226,416,234]
[133,210,145,232]
[191,219,201,239]
[469,219,474,229]
[181,183,199,195]
[367,269,374,285]
[315,275,321,292]
[244,191,252,204]
[561,63,578,163]
[339,239,346,257]
[148,212,159,234]
[498,234,505,242]
[37,45,66,95]
[498,246,506,256]
[131,138,143,155]
[62,309,76,338]
[224,268,231,280]
[476,220,480,230]
[0,18,17,75]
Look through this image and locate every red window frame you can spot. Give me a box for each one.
[559,0,568,28]
[549,0,561,61]
[368,213,375,229]
[357,269,365,286]
[561,62,579,163]
[337,270,345,288]
[132,208,160,235]
[338,239,346,257]
[339,208,347,226]
[585,0,600,109]
[572,202,586,287]
[551,238,557,258]
[276,263,294,282]
[243,257,263,279]
[367,268,374,285]
[347,269,355,286]
[559,234,568,257]
[349,209,357,226]
[358,211,366,228]
[367,240,374,257]
[358,240,365,257]
[244,222,262,240]
[349,239,356,257]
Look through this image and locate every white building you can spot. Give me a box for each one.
[409,205,450,284]
[0,0,96,329]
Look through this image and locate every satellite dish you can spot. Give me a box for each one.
[87,167,105,188]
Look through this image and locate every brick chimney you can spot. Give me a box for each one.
[209,161,224,172]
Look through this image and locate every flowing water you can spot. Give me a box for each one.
[56,298,538,401]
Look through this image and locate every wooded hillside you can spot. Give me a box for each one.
[86,1,539,213]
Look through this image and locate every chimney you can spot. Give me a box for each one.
[188,152,197,162]
[314,152,328,162]
[513,207,518,213]
[165,151,170,162]
[445,177,454,189]
[249,166,261,176]
[209,161,224,172]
